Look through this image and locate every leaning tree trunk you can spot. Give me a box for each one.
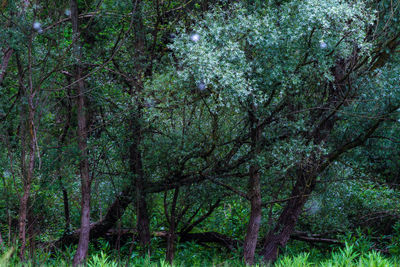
[70,0,92,265]
[260,170,317,263]
[243,108,262,265]
[55,187,132,248]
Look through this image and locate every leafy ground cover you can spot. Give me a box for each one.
[1,242,399,266]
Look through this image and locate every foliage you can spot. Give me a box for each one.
[0,0,400,265]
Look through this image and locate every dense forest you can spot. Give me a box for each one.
[1,0,400,266]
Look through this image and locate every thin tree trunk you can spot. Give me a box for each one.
[165,189,179,263]
[0,47,13,86]
[70,0,92,265]
[8,210,11,244]
[243,107,262,265]
[59,95,72,233]
[17,42,37,261]
[62,184,71,232]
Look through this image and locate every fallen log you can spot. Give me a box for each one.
[153,231,241,252]
[104,230,242,252]
[290,235,343,245]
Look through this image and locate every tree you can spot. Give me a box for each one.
[165,0,400,263]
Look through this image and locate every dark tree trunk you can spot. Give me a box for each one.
[260,170,316,263]
[165,189,179,263]
[130,116,151,252]
[243,165,262,265]
[136,186,151,251]
[130,1,151,253]
[59,93,72,233]
[70,0,92,265]
[62,186,71,232]
[243,107,262,265]
[166,230,176,263]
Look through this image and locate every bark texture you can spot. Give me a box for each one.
[243,108,262,265]
[260,169,317,262]
[70,0,92,265]
[130,0,151,252]
[17,42,37,261]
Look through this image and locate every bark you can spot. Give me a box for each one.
[130,116,151,252]
[130,0,151,252]
[165,189,179,263]
[260,169,317,263]
[243,165,261,265]
[243,109,262,265]
[62,185,71,232]
[70,0,92,265]
[17,42,36,261]
[18,177,31,260]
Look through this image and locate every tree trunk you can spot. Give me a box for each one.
[165,188,179,263]
[18,48,36,261]
[0,47,13,85]
[130,1,151,253]
[70,0,92,265]
[243,108,262,265]
[130,116,151,252]
[260,170,316,263]
[243,166,262,265]
[59,94,72,233]
[136,185,151,252]
[166,230,176,263]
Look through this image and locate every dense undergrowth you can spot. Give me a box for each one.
[0,242,399,266]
